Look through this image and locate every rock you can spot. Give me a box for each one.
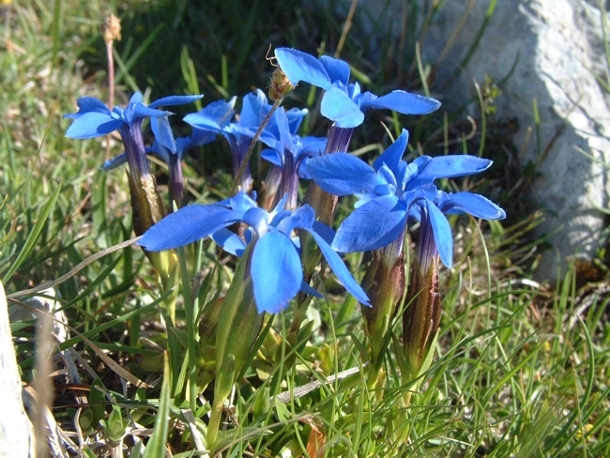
[325,0,610,281]
[422,0,610,281]
[0,280,36,457]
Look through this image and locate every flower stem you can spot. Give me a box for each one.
[178,245,198,413]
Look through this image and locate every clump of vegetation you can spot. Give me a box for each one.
[2,1,609,456]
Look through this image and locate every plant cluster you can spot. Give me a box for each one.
[63,46,505,453]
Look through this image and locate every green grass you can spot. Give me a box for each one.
[1,0,609,456]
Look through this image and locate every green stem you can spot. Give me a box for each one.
[178,245,198,413]
[206,401,223,448]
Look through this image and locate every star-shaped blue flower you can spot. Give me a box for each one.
[64,92,203,139]
[274,48,441,128]
[184,90,280,191]
[65,92,203,180]
[307,129,506,267]
[240,104,326,208]
[255,105,326,177]
[139,192,371,313]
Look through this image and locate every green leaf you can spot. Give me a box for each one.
[3,182,61,283]
[143,352,172,458]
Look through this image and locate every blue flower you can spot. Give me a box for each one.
[307,129,506,267]
[256,105,326,178]
[244,105,326,209]
[65,92,203,179]
[65,92,203,139]
[274,48,441,128]
[184,91,273,191]
[139,192,371,313]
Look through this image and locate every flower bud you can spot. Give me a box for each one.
[403,255,441,377]
[361,249,405,366]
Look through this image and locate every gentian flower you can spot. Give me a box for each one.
[138,192,370,313]
[64,93,202,234]
[246,104,326,210]
[65,93,203,180]
[274,48,441,129]
[307,129,506,268]
[309,128,505,369]
[184,91,274,192]
[274,48,441,232]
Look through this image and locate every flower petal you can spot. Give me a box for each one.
[101,153,128,170]
[285,107,308,134]
[373,129,409,173]
[131,104,173,121]
[320,86,364,128]
[332,195,406,253]
[307,152,379,196]
[409,156,492,189]
[151,116,176,153]
[424,199,453,268]
[230,192,258,215]
[65,112,123,138]
[64,97,111,118]
[148,94,203,109]
[274,48,331,89]
[211,228,247,256]
[240,90,269,127]
[299,281,323,298]
[184,98,236,133]
[319,55,350,85]
[129,93,144,104]
[251,230,302,313]
[441,192,506,220]
[260,148,283,167]
[308,230,371,306]
[312,220,335,245]
[190,128,218,147]
[276,204,316,235]
[139,205,243,251]
[300,136,326,158]
[150,141,172,164]
[359,90,441,115]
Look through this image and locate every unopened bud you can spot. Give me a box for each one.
[403,255,442,376]
[361,250,405,366]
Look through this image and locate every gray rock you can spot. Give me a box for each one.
[426,0,610,281]
[0,280,35,457]
[330,0,610,281]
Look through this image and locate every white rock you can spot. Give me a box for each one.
[0,280,35,457]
